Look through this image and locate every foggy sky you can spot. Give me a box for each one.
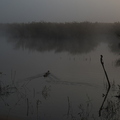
[0,0,120,23]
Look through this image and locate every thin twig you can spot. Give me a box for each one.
[27,98,29,116]
[67,96,70,117]
[99,55,111,116]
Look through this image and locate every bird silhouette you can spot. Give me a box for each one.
[43,71,50,77]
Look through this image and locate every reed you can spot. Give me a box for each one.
[26,98,29,116]
[36,99,41,120]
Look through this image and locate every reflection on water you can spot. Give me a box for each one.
[7,31,120,68]
[1,34,120,120]
[8,37,99,54]
[7,36,120,55]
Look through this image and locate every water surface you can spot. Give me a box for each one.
[0,36,120,120]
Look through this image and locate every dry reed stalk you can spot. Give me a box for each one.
[27,98,29,116]
[99,55,111,116]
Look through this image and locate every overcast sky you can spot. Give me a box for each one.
[0,0,120,23]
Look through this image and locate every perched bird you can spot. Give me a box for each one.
[43,71,50,77]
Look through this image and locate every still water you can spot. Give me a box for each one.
[0,36,120,120]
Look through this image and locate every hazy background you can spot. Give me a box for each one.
[0,0,120,23]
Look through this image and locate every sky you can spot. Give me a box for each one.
[0,0,120,23]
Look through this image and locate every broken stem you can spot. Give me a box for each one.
[99,55,111,116]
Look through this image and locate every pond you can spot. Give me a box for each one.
[0,35,120,120]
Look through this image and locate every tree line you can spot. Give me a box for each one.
[0,22,120,39]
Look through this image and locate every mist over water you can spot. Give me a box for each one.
[1,22,120,120]
[2,22,120,54]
